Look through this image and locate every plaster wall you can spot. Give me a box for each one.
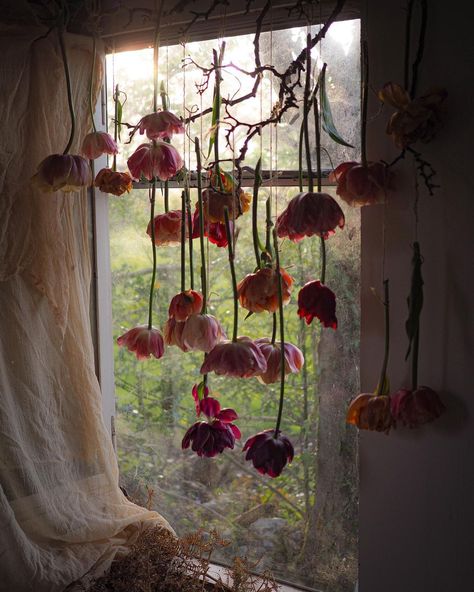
[360,2,474,591]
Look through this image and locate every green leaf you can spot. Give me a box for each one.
[405,241,424,360]
[207,87,221,158]
[319,68,354,148]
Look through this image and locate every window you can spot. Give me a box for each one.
[102,19,360,592]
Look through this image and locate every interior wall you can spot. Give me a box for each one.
[360,1,474,591]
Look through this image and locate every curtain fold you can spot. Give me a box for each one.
[0,25,172,592]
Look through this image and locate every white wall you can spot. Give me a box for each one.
[360,1,474,591]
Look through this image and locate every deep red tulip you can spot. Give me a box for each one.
[94,168,133,196]
[237,267,293,313]
[138,111,184,140]
[346,393,393,433]
[391,386,445,428]
[330,161,389,207]
[276,192,345,242]
[243,429,294,478]
[127,141,183,181]
[146,209,186,247]
[31,154,91,193]
[297,280,337,328]
[192,208,231,248]
[181,314,226,353]
[200,337,267,378]
[168,290,203,322]
[255,338,304,385]
[182,386,240,457]
[117,325,164,360]
[81,131,118,160]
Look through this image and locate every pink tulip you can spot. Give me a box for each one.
[182,314,226,353]
[146,209,186,247]
[31,154,91,193]
[117,325,165,360]
[168,290,203,322]
[391,386,445,428]
[297,280,337,328]
[127,141,183,181]
[200,336,267,378]
[276,192,345,242]
[81,131,118,160]
[163,317,189,352]
[139,111,185,140]
[330,161,389,207]
[255,338,304,384]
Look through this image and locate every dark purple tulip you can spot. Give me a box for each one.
[243,429,294,478]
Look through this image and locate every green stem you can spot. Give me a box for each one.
[153,1,164,113]
[376,279,390,395]
[180,190,186,292]
[57,28,75,155]
[271,312,277,345]
[265,197,273,258]
[303,34,314,192]
[404,0,414,91]
[164,182,169,212]
[195,138,207,313]
[148,183,157,329]
[298,121,304,192]
[185,187,194,290]
[224,207,239,342]
[252,158,262,269]
[313,95,322,192]
[113,84,119,171]
[273,229,286,436]
[320,236,326,285]
[361,40,369,167]
[160,81,169,110]
[213,45,225,191]
[88,36,97,133]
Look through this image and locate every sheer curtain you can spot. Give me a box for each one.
[0,24,172,592]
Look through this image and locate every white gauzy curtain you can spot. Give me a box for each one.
[0,24,172,592]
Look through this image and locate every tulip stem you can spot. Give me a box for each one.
[313,90,322,193]
[185,186,194,290]
[298,121,304,193]
[412,325,419,390]
[88,36,97,134]
[57,28,75,155]
[195,138,207,314]
[271,312,277,345]
[361,40,369,168]
[320,236,326,285]
[273,229,286,436]
[303,34,314,193]
[213,45,226,192]
[376,279,390,396]
[224,207,239,343]
[180,190,186,293]
[252,157,262,269]
[113,84,119,171]
[148,183,157,330]
[265,197,273,259]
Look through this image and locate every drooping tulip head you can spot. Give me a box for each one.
[192,208,231,248]
[201,187,251,224]
[255,338,304,385]
[243,429,294,478]
[81,131,118,160]
[390,386,445,428]
[127,141,183,181]
[200,336,267,378]
[94,168,133,196]
[31,154,92,193]
[117,325,165,360]
[346,393,393,433]
[276,192,345,242]
[297,280,337,329]
[237,267,293,314]
[181,314,226,353]
[330,161,389,207]
[168,290,203,322]
[163,317,189,352]
[146,209,186,247]
[139,111,185,140]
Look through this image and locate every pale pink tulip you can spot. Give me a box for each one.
[127,141,183,181]
[255,338,304,384]
[81,131,118,160]
[182,314,226,353]
[163,317,189,352]
[139,111,185,140]
[117,325,164,360]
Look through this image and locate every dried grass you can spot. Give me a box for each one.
[88,527,278,592]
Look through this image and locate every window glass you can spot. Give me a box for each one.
[107,20,360,592]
